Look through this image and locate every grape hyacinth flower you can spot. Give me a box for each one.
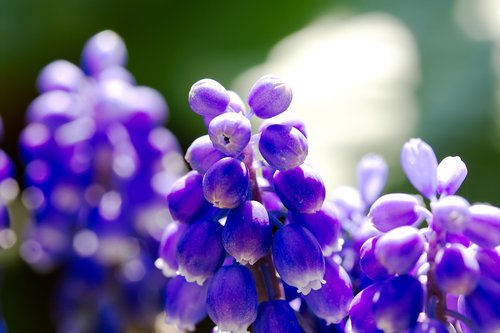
[19,30,186,332]
[159,75,352,332]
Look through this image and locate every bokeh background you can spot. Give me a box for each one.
[1,0,500,331]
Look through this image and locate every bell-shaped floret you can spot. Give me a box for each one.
[81,30,127,75]
[222,200,272,265]
[303,259,353,324]
[437,156,467,196]
[176,219,226,285]
[155,222,187,277]
[401,138,438,200]
[185,135,225,174]
[372,275,424,333]
[369,193,421,232]
[164,275,208,332]
[349,283,383,333]
[258,124,308,170]
[202,157,249,209]
[273,164,325,214]
[431,195,470,232]
[435,243,480,295]
[247,75,292,119]
[253,300,304,333]
[188,79,230,117]
[167,171,207,224]
[374,226,425,275]
[206,265,258,333]
[208,112,251,157]
[272,223,325,295]
[359,236,391,281]
[357,154,388,207]
[464,204,500,248]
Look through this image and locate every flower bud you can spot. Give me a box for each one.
[81,30,127,75]
[359,236,391,281]
[185,135,225,174]
[401,138,438,200]
[253,300,304,333]
[167,171,206,224]
[375,226,425,275]
[188,79,230,117]
[259,124,308,170]
[155,222,187,277]
[437,156,467,196]
[37,60,85,93]
[248,75,292,119]
[372,275,424,333]
[273,164,325,214]
[288,203,342,256]
[349,282,383,333]
[357,154,388,207]
[208,112,251,157]
[222,200,272,265]
[431,195,470,232]
[272,223,325,295]
[206,265,258,333]
[177,219,226,285]
[303,259,353,324]
[369,193,421,232]
[164,275,208,332]
[203,157,249,209]
[464,204,500,248]
[435,244,479,295]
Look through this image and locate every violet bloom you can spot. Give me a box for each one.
[374,226,425,275]
[206,265,258,333]
[435,244,479,295]
[357,154,388,207]
[463,204,500,248]
[222,200,272,265]
[248,75,293,119]
[288,203,343,256]
[81,30,128,75]
[303,259,353,324]
[272,223,325,295]
[185,135,225,174]
[349,283,383,333]
[359,236,391,281]
[431,195,470,232]
[437,156,467,196]
[401,138,438,200]
[176,219,226,285]
[372,275,424,333]
[37,60,85,93]
[202,157,249,209]
[27,91,82,129]
[369,193,421,232]
[208,112,251,157]
[164,275,208,332]
[167,171,207,224]
[189,79,230,117]
[253,300,304,333]
[155,222,188,277]
[258,124,308,170]
[273,164,325,214]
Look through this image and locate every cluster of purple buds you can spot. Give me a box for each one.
[160,75,353,332]
[349,138,500,333]
[19,30,185,332]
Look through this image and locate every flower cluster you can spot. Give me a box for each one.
[161,76,500,333]
[18,30,185,332]
[160,76,353,332]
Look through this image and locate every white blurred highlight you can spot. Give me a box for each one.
[233,13,420,190]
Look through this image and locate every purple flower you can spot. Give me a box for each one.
[81,30,127,75]
[273,164,325,214]
[37,60,85,93]
[258,124,308,170]
[185,135,226,174]
[369,193,421,232]
[303,259,353,324]
[359,236,391,281]
[437,156,467,196]
[164,275,208,332]
[435,243,479,295]
[167,171,207,224]
[248,75,293,119]
[188,79,230,117]
[357,154,388,207]
[431,195,470,232]
[272,223,325,295]
[222,200,272,265]
[463,204,500,248]
[206,265,258,333]
[253,300,304,333]
[155,222,187,277]
[401,138,438,200]
[208,112,251,157]
[176,219,226,285]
